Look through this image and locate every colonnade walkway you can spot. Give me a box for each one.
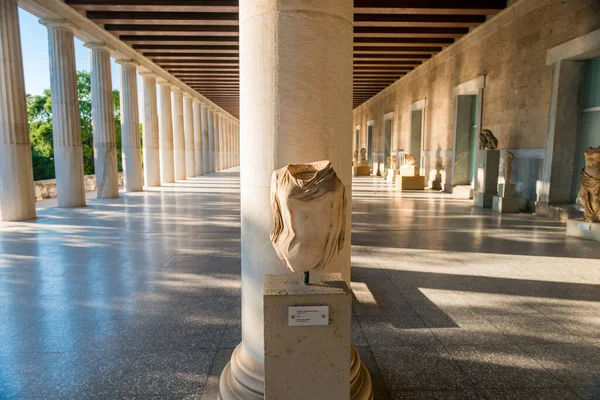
[1,171,600,399]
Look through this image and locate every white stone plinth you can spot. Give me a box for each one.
[400,165,419,177]
[493,196,520,213]
[452,185,473,199]
[566,218,600,241]
[264,273,351,400]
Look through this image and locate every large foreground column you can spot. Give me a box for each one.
[193,99,203,176]
[140,71,160,187]
[157,80,174,184]
[207,108,215,173]
[201,104,210,174]
[0,0,36,221]
[219,1,372,399]
[117,60,143,192]
[43,20,85,208]
[183,94,195,178]
[171,88,186,181]
[87,43,118,199]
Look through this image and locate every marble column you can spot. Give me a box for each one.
[171,88,185,181]
[193,99,203,176]
[117,60,143,192]
[207,108,215,173]
[43,20,85,207]
[218,113,225,171]
[140,71,160,187]
[235,122,239,166]
[201,104,210,174]
[183,93,195,178]
[157,80,174,184]
[86,43,118,199]
[226,118,232,169]
[213,111,221,172]
[219,1,372,399]
[0,0,36,221]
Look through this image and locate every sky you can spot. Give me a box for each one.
[19,8,121,96]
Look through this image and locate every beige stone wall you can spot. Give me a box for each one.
[353,0,600,193]
[34,173,125,202]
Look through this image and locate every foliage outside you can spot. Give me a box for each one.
[27,70,122,181]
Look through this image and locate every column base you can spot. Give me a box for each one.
[219,344,373,399]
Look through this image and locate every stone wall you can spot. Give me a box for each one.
[353,0,600,204]
[34,173,125,202]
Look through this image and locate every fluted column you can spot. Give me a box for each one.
[43,20,85,207]
[228,118,234,168]
[117,60,142,192]
[220,1,372,399]
[183,93,195,178]
[235,122,239,166]
[86,43,118,199]
[140,71,160,187]
[218,113,225,171]
[207,108,215,173]
[225,117,231,169]
[193,99,203,176]
[0,0,36,221]
[201,104,210,174]
[171,88,185,181]
[157,80,174,184]
[213,111,221,172]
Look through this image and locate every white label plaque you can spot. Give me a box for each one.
[578,223,592,231]
[288,306,329,326]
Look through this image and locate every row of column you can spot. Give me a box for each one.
[0,0,240,221]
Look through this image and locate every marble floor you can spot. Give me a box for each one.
[1,170,599,399]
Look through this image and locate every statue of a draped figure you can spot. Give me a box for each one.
[579,146,600,223]
[270,160,347,273]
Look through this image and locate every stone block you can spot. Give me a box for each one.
[499,183,516,198]
[264,272,351,400]
[452,185,473,199]
[473,191,494,208]
[385,168,399,181]
[396,175,425,190]
[493,196,520,213]
[400,165,419,177]
[566,218,600,241]
[355,166,370,176]
[476,150,500,194]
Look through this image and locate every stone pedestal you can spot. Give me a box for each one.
[493,183,520,213]
[396,175,425,190]
[264,273,351,400]
[354,166,370,176]
[452,185,473,199]
[400,165,419,177]
[385,168,399,182]
[566,218,600,241]
[473,150,499,208]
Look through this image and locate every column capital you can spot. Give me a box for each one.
[183,92,193,99]
[85,42,110,52]
[39,19,76,32]
[171,86,183,93]
[156,77,171,86]
[115,59,138,67]
[193,98,202,105]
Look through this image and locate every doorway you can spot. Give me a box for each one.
[452,95,479,186]
[354,125,360,154]
[573,57,600,201]
[384,113,393,171]
[367,122,374,174]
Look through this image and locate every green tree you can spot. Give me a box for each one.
[27,70,123,181]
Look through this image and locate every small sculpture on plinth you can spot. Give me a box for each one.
[579,146,600,223]
[504,151,515,184]
[391,155,398,170]
[353,150,359,166]
[359,148,368,167]
[270,161,347,284]
[404,154,416,165]
[479,129,498,150]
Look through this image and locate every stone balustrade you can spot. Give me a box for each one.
[34,173,125,202]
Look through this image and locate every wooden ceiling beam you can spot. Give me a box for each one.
[67,0,238,12]
[88,11,238,25]
[105,24,239,36]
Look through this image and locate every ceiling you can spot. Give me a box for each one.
[66,0,507,117]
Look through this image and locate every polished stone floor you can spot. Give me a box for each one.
[1,170,599,399]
